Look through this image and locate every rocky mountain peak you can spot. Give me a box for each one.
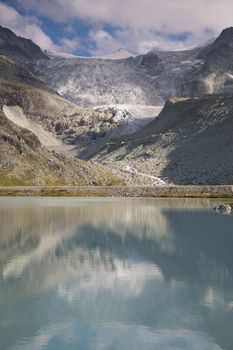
[216,27,233,43]
[0,25,48,65]
[197,27,233,60]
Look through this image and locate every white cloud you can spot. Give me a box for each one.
[16,0,233,35]
[2,0,233,55]
[14,0,233,54]
[0,2,56,50]
[87,28,211,56]
[59,37,80,52]
[88,29,123,55]
[0,2,80,53]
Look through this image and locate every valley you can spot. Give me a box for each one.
[0,25,233,187]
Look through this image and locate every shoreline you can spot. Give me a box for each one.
[0,185,233,198]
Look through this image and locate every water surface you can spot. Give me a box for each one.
[0,197,233,350]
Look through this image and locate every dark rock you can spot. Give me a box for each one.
[0,25,48,65]
[214,204,232,214]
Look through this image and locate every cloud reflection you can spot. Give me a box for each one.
[0,198,232,350]
[57,258,163,302]
[12,322,223,350]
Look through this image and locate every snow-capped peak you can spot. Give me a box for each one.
[96,48,137,60]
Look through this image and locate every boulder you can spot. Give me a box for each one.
[214,204,232,215]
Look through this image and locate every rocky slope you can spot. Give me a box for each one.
[0,78,154,145]
[84,95,233,185]
[2,105,62,147]
[0,25,48,65]
[0,55,44,87]
[0,110,124,186]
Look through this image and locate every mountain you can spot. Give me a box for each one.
[0,28,125,186]
[4,24,233,142]
[33,47,203,107]
[0,53,144,145]
[0,25,48,65]
[31,27,233,109]
[83,95,233,185]
[1,25,233,187]
[0,110,124,186]
[0,26,152,144]
[2,24,233,109]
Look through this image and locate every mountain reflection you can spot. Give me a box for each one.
[0,198,233,350]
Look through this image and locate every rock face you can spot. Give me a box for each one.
[214,204,232,215]
[84,95,233,185]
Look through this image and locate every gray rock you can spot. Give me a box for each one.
[214,204,232,215]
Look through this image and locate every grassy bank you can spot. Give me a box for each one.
[0,185,233,198]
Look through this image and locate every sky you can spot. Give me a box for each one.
[0,0,232,56]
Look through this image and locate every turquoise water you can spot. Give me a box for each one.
[0,197,233,350]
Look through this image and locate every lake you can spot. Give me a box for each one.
[0,197,233,350]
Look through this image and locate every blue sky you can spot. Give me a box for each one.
[0,0,231,56]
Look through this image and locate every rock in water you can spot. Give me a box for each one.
[214,204,232,215]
